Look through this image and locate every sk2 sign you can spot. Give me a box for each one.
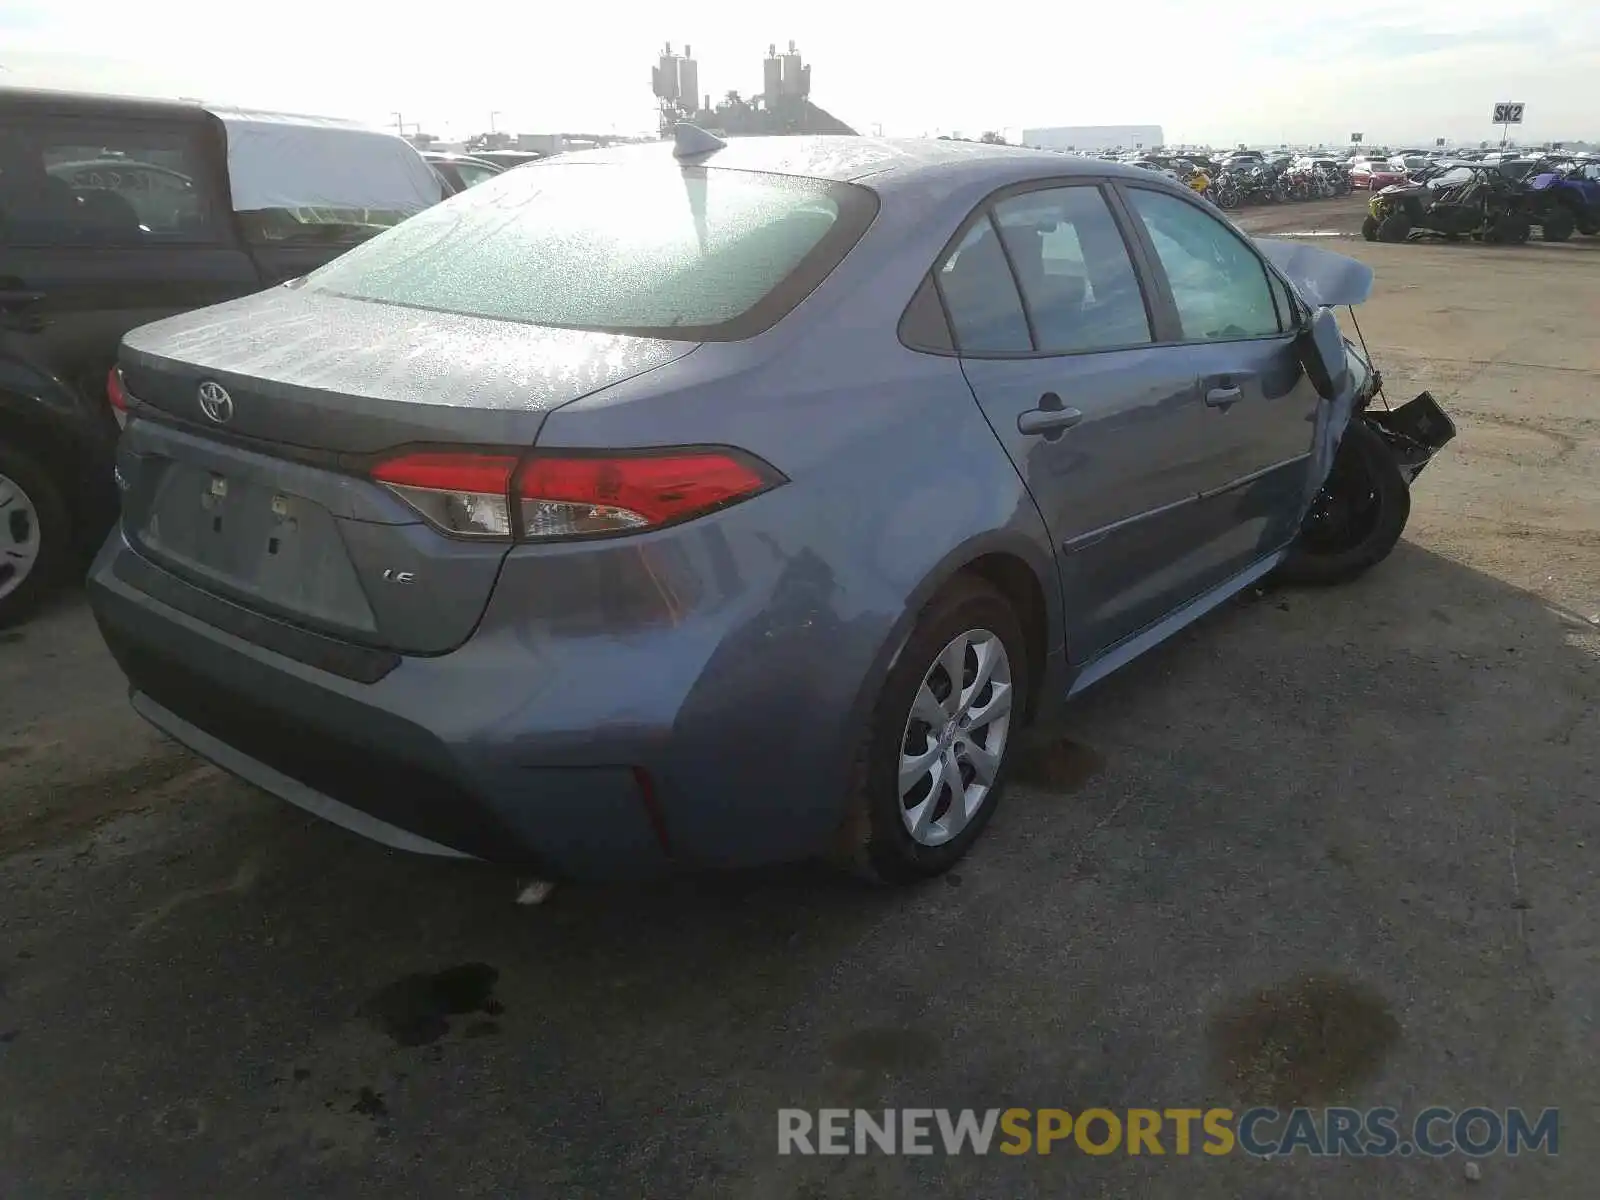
[1493,103,1525,124]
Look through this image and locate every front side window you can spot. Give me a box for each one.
[305,162,876,339]
[0,120,219,246]
[1125,187,1282,342]
[991,186,1151,352]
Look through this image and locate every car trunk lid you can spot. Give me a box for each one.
[116,288,697,654]
[119,284,695,452]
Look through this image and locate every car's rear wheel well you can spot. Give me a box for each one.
[956,553,1048,725]
[0,398,115,553]
[0,404,74,483]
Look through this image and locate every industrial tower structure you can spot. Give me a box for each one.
[651,41,856,138]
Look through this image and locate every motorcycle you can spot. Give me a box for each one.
[1211,171,1242,209]
[1243,165,1285,204]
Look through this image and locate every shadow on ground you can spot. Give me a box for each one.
[0,542,1595,1198]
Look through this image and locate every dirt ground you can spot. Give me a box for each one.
[1,198,1597,1197]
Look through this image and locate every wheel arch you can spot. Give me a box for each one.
[0,385,119,551]
[843,531,1065,753]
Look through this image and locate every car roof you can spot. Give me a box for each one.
[545,135,1197,193]
[0,86,408,138]
[0,85,209,124]
[423,151,498,165]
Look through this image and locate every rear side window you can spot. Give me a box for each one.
[304,162,878,340]
[0,119,220,247]
[935,218,1031,352]
[991,186,1151,352]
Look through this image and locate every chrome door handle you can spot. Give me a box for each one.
[1018,391,1083,438]
[1205,385,1242,408]
[1017,406,1084,436]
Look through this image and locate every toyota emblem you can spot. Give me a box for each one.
[197,381,234,424]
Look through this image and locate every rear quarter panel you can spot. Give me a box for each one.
[511,175,1067,863]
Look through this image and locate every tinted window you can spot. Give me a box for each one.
[455,162,500,188]
[935,217,1030,352]
[305,162,877,339]
[1126,188,1281,341]
[899,274,954,352]
[1265,269,1297,330]
[992,186,1151,352]
[0,120,219,246]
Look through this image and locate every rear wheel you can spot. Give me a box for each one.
[1377,213,1411,242]
[1361,214,1380,241]
[1277,421,1410,586]
[0,442,70,629]
[837,576,1029,884]
[1541,211,1575,242]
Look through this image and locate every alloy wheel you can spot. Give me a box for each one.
[0,471,43,604]
[898,628,1014,847]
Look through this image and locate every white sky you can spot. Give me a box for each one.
[4,0,1598,145]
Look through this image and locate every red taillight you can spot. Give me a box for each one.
[107,367,129,427]
[514,451,777,539]
[369,448,779,541]
[372,452,518,538]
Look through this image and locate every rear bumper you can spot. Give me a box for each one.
[89,537,679,881]
[87,520,893,880]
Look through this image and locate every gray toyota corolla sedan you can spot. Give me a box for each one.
[87,131,1452,884]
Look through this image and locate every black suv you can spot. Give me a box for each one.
[0,87,442,626]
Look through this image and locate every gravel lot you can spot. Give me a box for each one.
[1,196,1596,1197]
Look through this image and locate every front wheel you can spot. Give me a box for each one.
[1377,212,1411,242]
[838,576,1029,884]
[1487,214,1530,244]
[1361,214,1380,241]
[1276,421,1411,586]
[0,441,70,629]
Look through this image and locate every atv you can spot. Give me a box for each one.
[1520,160,1600,241]
[1362,164,1529,245]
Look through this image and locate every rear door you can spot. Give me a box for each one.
[1115,183,1320,592]
[943,180,1225,661]
[0,113,258,428]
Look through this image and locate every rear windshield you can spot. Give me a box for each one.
[303,160,879,340]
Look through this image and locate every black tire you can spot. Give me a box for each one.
[836,575,1030,884]
[1276,421,1411,587]
[1540,211,1575,242]
[1361,214,1380,242]
[1377,213,1411,242]
[0,439,71,630]
[1489,214,1529,244]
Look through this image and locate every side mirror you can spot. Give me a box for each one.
[1295,306,1349,400]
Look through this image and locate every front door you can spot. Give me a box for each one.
[1115,184,1323,592]
[939,180,1225,662]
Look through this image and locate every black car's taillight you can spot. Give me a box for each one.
[107,367,132,427]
